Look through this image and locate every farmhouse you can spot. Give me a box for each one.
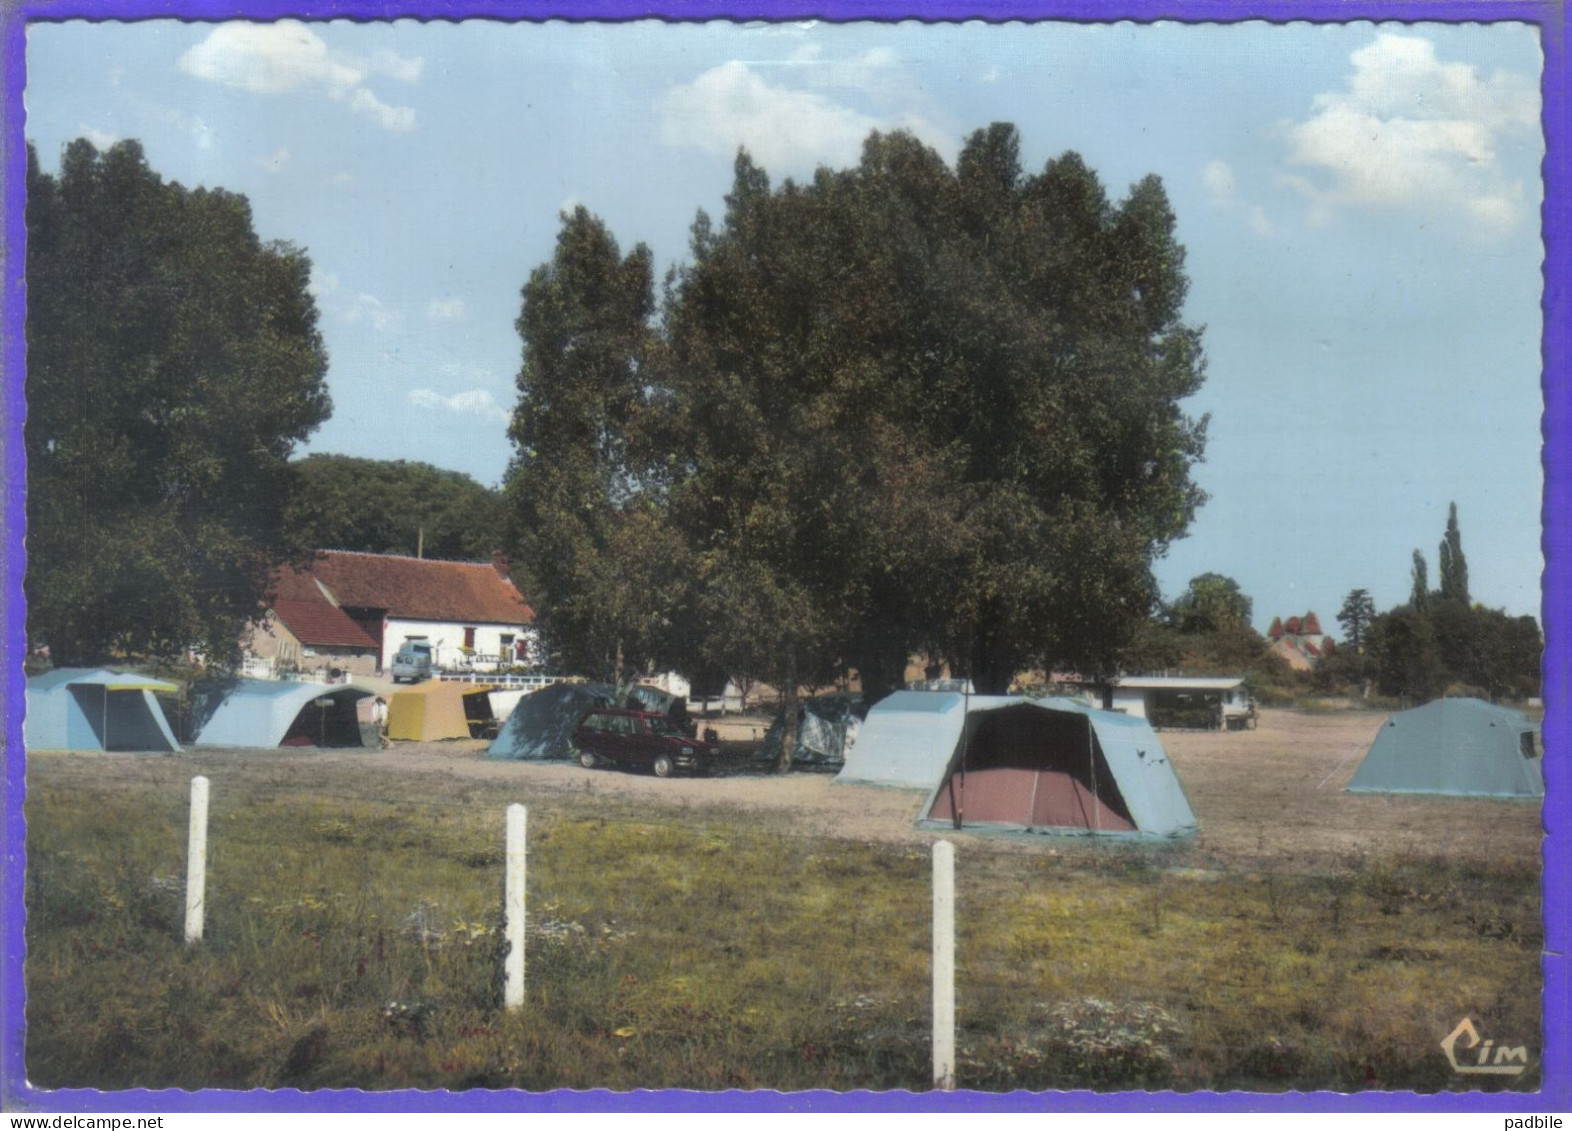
[245,550,537,679]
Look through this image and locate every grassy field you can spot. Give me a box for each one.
[21,716,1543,1095]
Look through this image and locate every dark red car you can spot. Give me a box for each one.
[573,709,716,777]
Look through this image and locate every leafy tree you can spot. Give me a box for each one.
[1170,573,1253,635]
[1410,550,1430,612]
[285,454,506,561]
[1336,589,1377,652]
[1438,501,1470,604]
[662,128,1208,702]
[25,139,330,666]
[506,207,689,686]
[1368,607,1448,702]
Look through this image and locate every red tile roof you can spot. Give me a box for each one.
[278,551,534,626]
[271,599,380,650]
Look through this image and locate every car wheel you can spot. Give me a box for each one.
[653,754,674,778]
[579,749,598,769]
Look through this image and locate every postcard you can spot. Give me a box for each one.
[3,5,1565,1118]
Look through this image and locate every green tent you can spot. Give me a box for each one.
[1347,697,1543,798]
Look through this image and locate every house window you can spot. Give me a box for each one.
[463,626,476,651]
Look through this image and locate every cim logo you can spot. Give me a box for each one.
[1441,1018,1530,1075]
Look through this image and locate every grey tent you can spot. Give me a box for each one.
[836,691,971,787]
[1348,697,1543,798]
[24,668,181,752]
[839,692,1197,839]
[191,679,375,748]
[486,682,615,761]
[759,694,867,767]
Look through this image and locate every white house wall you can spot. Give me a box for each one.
[1109,688,1151,720]
[383,618,540,671]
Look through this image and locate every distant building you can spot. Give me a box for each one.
[1091,675,1253,730]
[1265,611,1335,671]
[244,550,537,679]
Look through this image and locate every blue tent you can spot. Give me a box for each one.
[840,692,1197,839]
[1348,697,1543,798]
[191,679,375,748]
[25,668,182,752]
[486,682,616,761]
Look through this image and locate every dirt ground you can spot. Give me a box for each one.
[28,707,1542,870]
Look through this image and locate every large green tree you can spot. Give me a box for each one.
[285,454,506,561]
[661,128,1208,699]
[506,207,690,685]
[25,139,331,666]
[1170,573,1253,635]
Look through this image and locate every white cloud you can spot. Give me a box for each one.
[659,60,954,173]
[426,296,467,322]
[408,388,510,423]
[980,66,1001,84]
[178,21,418,133]
[367,47,424,84]
[1202,159,1235,203]
[344,293,395,332]
[256,145,291,173]
[79,124,120,150]
[1282,32,1539,233]
[328,171,354,185]
[1249,205,1275,237]
[179,21,360,95]
[350,87,416,133]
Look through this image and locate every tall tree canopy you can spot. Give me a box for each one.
[1169,573,1253,635]
[509,125,1209,758]
[660,127,1209,696]
[26,139,331,666]
[507,207,690,684]
[1336,588,1376,652]
[1438,501,1470,605]
[285,454,506,561]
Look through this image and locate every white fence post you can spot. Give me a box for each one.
[933,839,956,1090]
[504,803,527,1010]
[184,775,210,945]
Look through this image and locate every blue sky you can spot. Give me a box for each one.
[23,19,1546,633]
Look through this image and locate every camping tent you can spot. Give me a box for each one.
[191,679,375,748]
[836,691,971,788]
[486,682,616,761]
[24,668,181,752]
[838,692,1197,838]
[1347,697,1544,798]
[919,698,1196,838]
[387,680,496,741]
[759,695,867,767]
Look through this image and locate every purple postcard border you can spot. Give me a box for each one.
[1,0,1566,1114]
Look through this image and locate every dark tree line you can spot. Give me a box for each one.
[509,125,1210,764]
[1334,505,1539,702]
[25,140,330,667]
[285,454,507,562]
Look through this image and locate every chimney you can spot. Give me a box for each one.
[491,549,509,579]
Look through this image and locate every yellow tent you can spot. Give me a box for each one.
[387,681,497,741]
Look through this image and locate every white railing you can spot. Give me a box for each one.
[439,672,562,691]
